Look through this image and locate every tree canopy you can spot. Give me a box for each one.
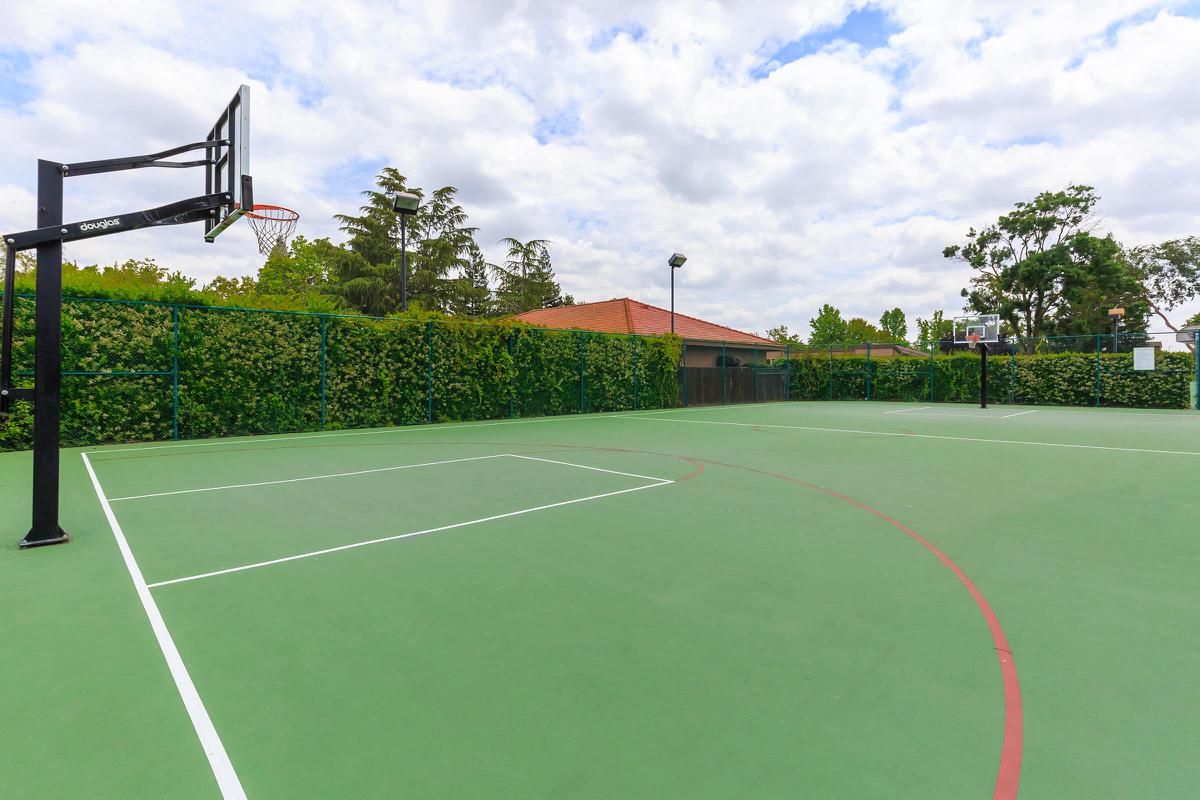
[945,185,1147,343]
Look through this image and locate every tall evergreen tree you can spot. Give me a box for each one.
[493,238,568,314]
[447,242,493,317]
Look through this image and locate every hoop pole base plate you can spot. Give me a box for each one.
[20,527,71,549]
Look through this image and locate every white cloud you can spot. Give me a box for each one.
[2,0,1199,341]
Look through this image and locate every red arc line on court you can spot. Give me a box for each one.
[512,441,1022,795]
[125,435,1021,795]
[698,458,1023,799]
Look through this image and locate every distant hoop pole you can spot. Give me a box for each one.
[979,340,988,409]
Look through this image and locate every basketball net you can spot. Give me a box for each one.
[243,205,300,255]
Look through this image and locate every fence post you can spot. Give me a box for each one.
[633,336,640,411]
[928,344,935,402]
[320,315,327,431]
[1094,333,1101,407]
[866,342,872,401]
[426,321,434,423]
[682,342,688,407]
[827,345,833,401]
[785,342,791,401]
[171,304,179,441]
[754,345,759,402]
[578,332,585,414]
[722,340,728,405]
[1194,338,1200,409]
[508,329,514,418]
[1009,343,1015,405]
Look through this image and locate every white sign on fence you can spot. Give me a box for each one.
[1133,347,1155,371]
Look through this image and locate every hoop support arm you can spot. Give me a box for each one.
[4,193,231,250]
[62,140,228,177]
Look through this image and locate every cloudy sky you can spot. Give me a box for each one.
[2,0,1198,340]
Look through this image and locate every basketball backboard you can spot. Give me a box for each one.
[204,85,252,241]
[953,313,1000,345]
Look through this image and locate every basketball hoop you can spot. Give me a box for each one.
[243,204,299,255]
[967,334,980,345]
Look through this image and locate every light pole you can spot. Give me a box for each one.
[1108,307,1124,353]
[668,252,687,333]
[392,191,420,312]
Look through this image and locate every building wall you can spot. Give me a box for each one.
[681,343,784,367]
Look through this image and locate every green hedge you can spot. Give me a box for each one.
[783,351,1194,409]
[0,296,683,451]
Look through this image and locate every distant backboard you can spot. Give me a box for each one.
[204,85,252,241]
[953,313,1000,345]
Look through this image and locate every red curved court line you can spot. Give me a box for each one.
[700,458,1023,799]
[158,436,1020,793]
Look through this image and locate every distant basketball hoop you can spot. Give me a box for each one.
[243,205,299,255]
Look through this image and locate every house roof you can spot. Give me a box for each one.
[511,298,778,346]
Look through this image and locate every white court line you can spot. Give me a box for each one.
[147,480,673,589]
[85,403,776,458]
[508,454,672,484]
[1002,410,1038,418]
[81,453,247,799]
[109,454,507,502]
[881,410,1012,420]
[619,415,1200,457]
[884,406,932,414]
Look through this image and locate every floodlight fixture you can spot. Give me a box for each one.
[668,253,687,268]
[392,191,420,215]
[391,192,421,311]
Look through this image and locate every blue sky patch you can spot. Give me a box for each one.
[0,50,38,108]
[322,157,389,198]
[589,23,647,52]
[752,6,899,79]
[534,105,581,144]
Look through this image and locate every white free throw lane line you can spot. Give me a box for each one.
[884,406,932,414]
[1002,410,1038,418]
[81,453,247,800]
[147,480,673,589]
[619,416,1200,457]
[109,453,508,502]
[508,454,672,484]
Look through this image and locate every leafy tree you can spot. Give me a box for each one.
[256,236,342,295]
[493,238,568,314]
[878,307,907,343]
[1125,236,1200,333]
[915,310,953,349]
[766,324,803,345]
[807,304,849,345]
[843,317,890,344]
[945,185,1147,348]
[202,275,257,302]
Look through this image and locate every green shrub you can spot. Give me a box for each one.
[782,350,1193,409]
[0,296,682,451]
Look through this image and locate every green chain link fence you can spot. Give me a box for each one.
[0,295,682,451]
[779,337,1198,410]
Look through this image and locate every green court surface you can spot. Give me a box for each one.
[2,401,1198,798]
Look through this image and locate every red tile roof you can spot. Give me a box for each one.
[511,298,778,346]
